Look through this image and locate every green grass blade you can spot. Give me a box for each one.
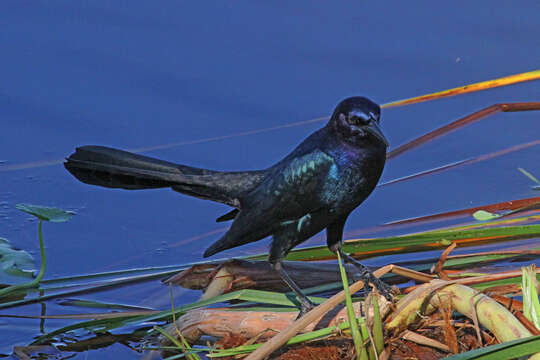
[154,325,184,350]
[54,298,155,311]
[9,224,538,307]
[371,292,384,355]
[134,289,325,325]
[358,318,375,360]
[268,224,540,262]
[337,252,367,360]
[0,268,186,310]
[40,264,188,285]
[32,289,325,344]
[522,265,540,330]
[519,168,540,185]
[444,335,540,360]
[468,273,540,291]
[392,249,540,276]
[154,326,202,360]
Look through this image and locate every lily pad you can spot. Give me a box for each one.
[0,237,35,282]
[473,210,501,221]
[440,238,452,246]
[16,204,75,223]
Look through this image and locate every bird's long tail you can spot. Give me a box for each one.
[64,145,265,207]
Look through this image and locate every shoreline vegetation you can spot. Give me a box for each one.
[2,70,540,359]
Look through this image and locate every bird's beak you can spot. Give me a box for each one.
[364,121,389,147]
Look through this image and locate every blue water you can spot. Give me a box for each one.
[1,1,539,356]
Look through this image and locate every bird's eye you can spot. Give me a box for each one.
[369,112,380,123]
[348,112,370,126]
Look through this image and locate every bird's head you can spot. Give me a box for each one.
[329,97,389,148]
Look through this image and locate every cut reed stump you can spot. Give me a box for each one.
[165,259,363,296]
[163,295,391,344]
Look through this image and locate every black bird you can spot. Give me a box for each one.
[65,96,391,315]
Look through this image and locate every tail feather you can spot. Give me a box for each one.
[65,145,266,207]
[64,146,203,190]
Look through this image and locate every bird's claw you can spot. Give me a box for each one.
[360,270,394,301]
[295,299,316,320]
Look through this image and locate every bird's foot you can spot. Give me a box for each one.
[296,298,316,320]
[357,268,394,301]
[273,260,318,319]
[338,251,396,301]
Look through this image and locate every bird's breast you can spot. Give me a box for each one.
[321,146,385,208]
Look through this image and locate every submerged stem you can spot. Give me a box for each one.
[34,220,46,284]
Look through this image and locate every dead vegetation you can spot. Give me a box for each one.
[159,248,540,359]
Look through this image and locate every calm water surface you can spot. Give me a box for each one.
[1,1,539,357]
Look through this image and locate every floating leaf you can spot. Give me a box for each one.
[440,238,453,246]
[16,204,75,223]
[473,210,502,221]
[0,237,35,282]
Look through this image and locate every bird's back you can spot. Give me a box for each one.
[204,124,386,257]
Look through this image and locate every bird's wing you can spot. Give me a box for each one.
[247,149,337,221]
[203,149,336,256]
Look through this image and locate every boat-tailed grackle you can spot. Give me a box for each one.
[65,96,391,316]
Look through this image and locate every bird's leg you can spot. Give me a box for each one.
[269,234,316,318]
[327,219,393,300]
[335,247,393,301]
[271,261,316,318]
